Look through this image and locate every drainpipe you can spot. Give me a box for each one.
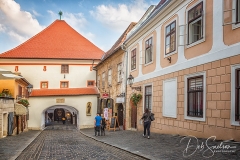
[92,61,100,114]
[121,43,128,130]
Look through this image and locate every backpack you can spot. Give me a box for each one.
[150,113,155,121]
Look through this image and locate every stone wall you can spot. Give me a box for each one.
[0,97,14,138]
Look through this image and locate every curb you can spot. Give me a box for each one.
[12,130,42,160]
[79,130,151,160]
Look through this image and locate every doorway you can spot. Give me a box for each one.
[118,104,123,126]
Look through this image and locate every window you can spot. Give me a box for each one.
[60,81,69,88]
[117,63,122,83]
[102,72,105,88]
[87,80,94,87]
[97,75,100,88]
[188,2,203,45]
[187,76,203,117]
[184,72,206,121]
[145,37,152,64]
[41,81,48,88]
[235,69,240,121]
[237,0,240,24]
[144,85,152,110]
[165,21,176,55]
[131,49,136,70]
[61,64,69,73]
[108,69,112,86]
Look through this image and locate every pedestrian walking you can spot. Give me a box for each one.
[141,108,152,139]
[94,113,102,136]
[62,117,66,124]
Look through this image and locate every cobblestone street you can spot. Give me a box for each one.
[0,123,239,160]
[16,124,145,160]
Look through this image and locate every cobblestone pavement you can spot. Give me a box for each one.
[81,128,240,160]
[16,124,146,160]
[0,130,41,160]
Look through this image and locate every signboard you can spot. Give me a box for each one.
[56,98,65,103]
[116,97,125,103]
[102,93,109,98]
[109,116,120,131]
[104,108,108,120]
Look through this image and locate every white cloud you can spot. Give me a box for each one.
[0,0,45,43]
[0,24,6,32]
[8,30,28,43]
[90,0,151,32]
[47,10,96,45]
[32,10,42,17]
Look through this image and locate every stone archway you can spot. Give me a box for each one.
[42,105,79,128]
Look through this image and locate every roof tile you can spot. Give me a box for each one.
[0,20,104,60]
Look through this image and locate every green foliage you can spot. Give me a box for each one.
[17,99,29,107]
[130,93,142,106]
[1,89,12,97]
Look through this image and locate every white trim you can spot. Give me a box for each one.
[142,83,153,113]
[163,77,177,118]
[231,64,240,126]
[184,71,206,122]
[186,0,206,49]
[232,0,240,29]
[144,61,154,67]
[164,17,178,58]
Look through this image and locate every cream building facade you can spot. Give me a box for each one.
[0,20,104,130]
[124,0,240,140]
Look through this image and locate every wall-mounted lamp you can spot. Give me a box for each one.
[127,74,141,91]
[167,57,171,63]
[27,84,33,95]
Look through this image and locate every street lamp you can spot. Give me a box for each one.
[27,84,33,95]
[127,74,141,91]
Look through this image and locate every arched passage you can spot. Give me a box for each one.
[42,105,79,128]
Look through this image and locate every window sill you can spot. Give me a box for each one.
[184,115,205,122]
[131,68,137,72]
[164,50,177,58]
[232,23,240,30]
[144,61,153,67]
[231,121,240,126]
[186,38,205,49]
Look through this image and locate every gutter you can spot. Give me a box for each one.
[124,0,172,44]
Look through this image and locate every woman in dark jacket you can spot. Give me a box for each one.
[141,108,151,139]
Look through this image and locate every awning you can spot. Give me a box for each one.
[15,103,27,115]
[0,68,22,79]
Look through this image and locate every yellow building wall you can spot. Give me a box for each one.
[0,80,15,97]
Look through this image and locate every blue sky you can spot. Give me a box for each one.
[0,0,159,53]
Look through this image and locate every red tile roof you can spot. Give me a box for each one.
[0,20,104,60]
[30,88,99,97]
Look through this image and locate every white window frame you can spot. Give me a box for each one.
[164,18,178,58]
[231,64,240,126]
[142,83,153,113]
[186,0,206,48]
[184,71,206,122]
[131,49,137,71]
[144,37,153,65]
[232,0,240,29]
[108,69,112,86]
[102,72,105,88]
[117,63,122,83]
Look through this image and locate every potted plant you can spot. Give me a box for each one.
[17,99,29,107]
[130,93,142,106]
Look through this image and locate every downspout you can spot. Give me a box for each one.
[121,43,128,130]
[92,60,100,114]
